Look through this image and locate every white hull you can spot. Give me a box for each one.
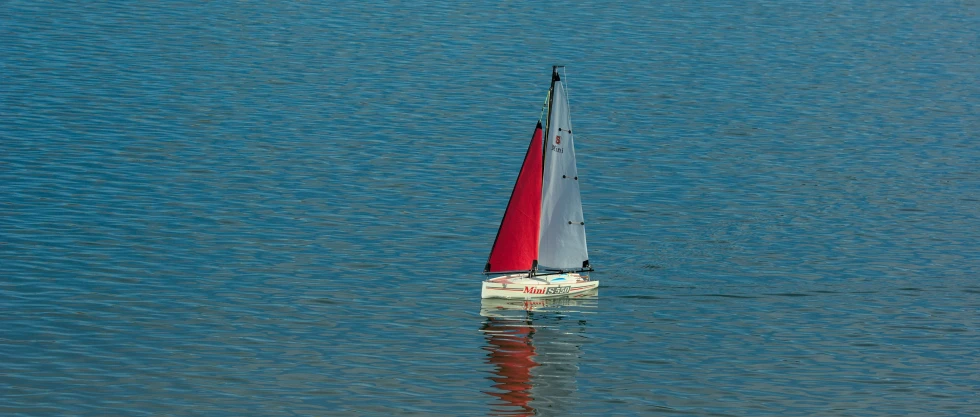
[481,272,598,299]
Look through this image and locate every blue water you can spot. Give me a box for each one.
[2,1,978,415]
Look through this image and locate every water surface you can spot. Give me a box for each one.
[2,1,978,415]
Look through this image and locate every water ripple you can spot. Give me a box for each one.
[2,0,978,415]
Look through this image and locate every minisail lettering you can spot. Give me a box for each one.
[524,286,570,295]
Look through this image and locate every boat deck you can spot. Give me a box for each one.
[487,272,588,285]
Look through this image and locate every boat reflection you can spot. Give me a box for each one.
[480,290,597,416]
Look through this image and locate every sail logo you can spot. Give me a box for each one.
[551,136,564,154]
[524,286,570,295]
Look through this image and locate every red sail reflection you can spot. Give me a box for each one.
[482,316,537,416]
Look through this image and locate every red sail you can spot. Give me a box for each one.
[486,123,544,273]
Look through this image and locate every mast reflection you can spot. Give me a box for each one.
[480,291,597,416]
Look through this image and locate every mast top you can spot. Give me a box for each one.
[552,65,563,82]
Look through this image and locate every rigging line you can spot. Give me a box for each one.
[538,90,550,122]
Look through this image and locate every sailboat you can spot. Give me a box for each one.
[482,66,598,299]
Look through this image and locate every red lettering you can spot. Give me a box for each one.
[523,286,546,294]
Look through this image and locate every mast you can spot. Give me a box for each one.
[542,66,561,169]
